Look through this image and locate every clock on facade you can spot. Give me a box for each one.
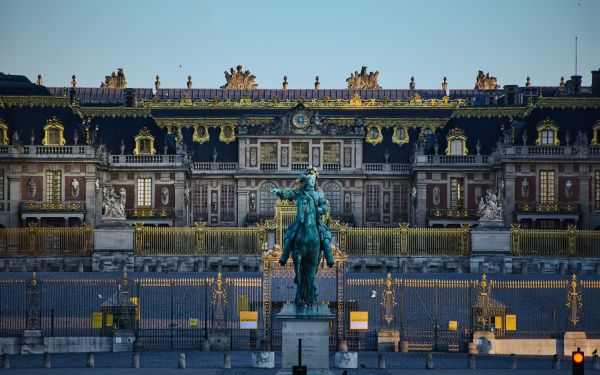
[291,112,309,129]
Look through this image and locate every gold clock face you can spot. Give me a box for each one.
[292,112,309,129]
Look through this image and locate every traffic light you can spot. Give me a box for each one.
[572,348,584,375]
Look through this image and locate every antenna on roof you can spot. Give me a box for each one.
[575,36,578,76]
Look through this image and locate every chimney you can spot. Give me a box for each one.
[125,88,135,108]
[503,85,518,105]
[592,69,600,97]
[571,75,582,95]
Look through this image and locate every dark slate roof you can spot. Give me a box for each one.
[0,105,84,144]
[0,73,51,96]
[47,87,154,105]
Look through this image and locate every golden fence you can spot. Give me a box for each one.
[134,222,265,255]
[0,223,93,257]
[511,224,600,257]
[340,223,470,256]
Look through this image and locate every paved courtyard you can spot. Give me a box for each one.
[1,351,592,374]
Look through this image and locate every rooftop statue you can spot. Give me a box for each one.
[475,70,499,90]
[271,166,335,306]
[101,68,127,89]
[221,65,258,89]
[346,66,382,90]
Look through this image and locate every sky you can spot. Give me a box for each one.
[1,0,599,90]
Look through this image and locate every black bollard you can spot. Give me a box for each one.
[43,352,51,368]
[378,353,385,369]
[509,353,517,369]
[426,352,434,369]
[86,352,94,368]
[132,352,140,368]
[224,351,231,369]
[467,353,476,369]
[178,353,186,369]
[2,353,9,369]
[552,354,561,369]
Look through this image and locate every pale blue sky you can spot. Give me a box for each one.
[1,0,599,89]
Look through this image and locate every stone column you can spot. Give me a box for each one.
[8,175,20,227]
[238,139,247,168]
[237,190,248,227]
[354,139,363,170]
[504,176,516,226]
[416,181,427,227]
[173,179,185,226]
[84,175,96,226]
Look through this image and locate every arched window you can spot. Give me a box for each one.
[42,117,66,146]
[323,182,341,215]
[535,118,559,146]
[134,127,155,155]
[445,128,468,155]
[260,182,277,215]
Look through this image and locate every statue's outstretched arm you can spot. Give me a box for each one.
[271,187,297,201]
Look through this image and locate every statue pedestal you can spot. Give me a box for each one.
[377,329,399,352]
[276,303,334,375]
[563,331,586,356]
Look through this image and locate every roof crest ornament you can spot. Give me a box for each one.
[221,65,258,89]
[346,66,381,90]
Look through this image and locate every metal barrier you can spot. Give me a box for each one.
[133,223,265,255]
[511,224,600,257]
[0,223,93,257]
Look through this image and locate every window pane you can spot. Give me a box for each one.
[393,185,408,222]
[450,178,464,209]
[540,170,555,203]
[49,129,60,145]
[137,178,152,207]
[292,142,309,163]
[260,182,277,215]
[260,142,277,163]
[323,182,341,215]
[193,184,208,221]
[220,184,235,222]
[45,170,61,203]
[450,140,463,155]
[323,143,340,164]
[366,185,380,222]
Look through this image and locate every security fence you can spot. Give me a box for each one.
[0,223,93,257]
[1,272,598,352]
[511,224,600,257]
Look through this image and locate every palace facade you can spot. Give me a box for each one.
[1,67,599,230]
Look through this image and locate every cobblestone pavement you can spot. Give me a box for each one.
[1,351,591,374]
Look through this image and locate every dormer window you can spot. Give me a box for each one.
[0,119,9,145]
[445,128,468,156]
[42,117,66,146]
[535,118,559,146]
[133,127,156,155]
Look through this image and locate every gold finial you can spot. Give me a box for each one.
[314,76,320,89]
[155,75,161,90]
[187,75,192,89]
[282,76,288,90]
[71,75,77,89]
[526,76,532,88]
[31,272,38,287]
[442,76,448,91]
[36,74,43,86]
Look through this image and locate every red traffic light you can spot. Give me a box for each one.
[573,351,584,364]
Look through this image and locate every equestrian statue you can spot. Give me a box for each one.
[271,166,335,306]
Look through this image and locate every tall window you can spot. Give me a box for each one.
[193,184,208,220]
[139,139,152,154]
[136,178,152,207]
[540,170,555,203]
[323,182,341,215]
[260,142,277,164]
[323,143,340,164]
[393,185,408,222]
[220,185,235,222]
[595,171,600,210]
[540,130,555,145]
[292,142,309,163]
[48,129,60,145]
[366,185,380,222]
[450,178,464,209]
[260,182,277,215]
[45,170,61,203]
[0,169,3,200]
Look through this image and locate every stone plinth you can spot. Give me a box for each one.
[276,303,334,375]
[377,329,399,352]
[563,331,586,356]
[21,330,44,355]
[334,352,358,368]
[471,228,510,254]
[252,351,275,368]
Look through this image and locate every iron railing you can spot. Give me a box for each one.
[0,223,93,257]
[511,224,600,257]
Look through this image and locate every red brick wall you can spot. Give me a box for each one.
[427,184,446,209]
[155,185,174,207]
[515,176,536,201]
[21,176,43,201]
[558,176,579,201]
[64,176,85,201]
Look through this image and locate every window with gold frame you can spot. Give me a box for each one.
[535,118,559,146]
[291,142,309,163]
[450,178,464,209]
[392,126,409,145]
[365,125,383,145]
[0,120,9,145]
[133,127,156,155]
[445,128,468,155]
[323,142,340,164]
[539,170,555,203]
[136,177,152,207]
[592,121,600,145]
[192,125,210,144]
[260,142,278,164]
[42,117,66,146]
[219,124,236,143]
[45,170,61,203]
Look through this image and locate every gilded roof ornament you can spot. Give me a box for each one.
[100,68,127,89]
[187,76,192,89]
[442,77,448,91]
[221,65,258,89]
[282,76,288,90]
[409,77,415,90]
[314,76,320,89]
[346,66,381,90]
[71,75,77,89]
[155,75,161,91]
[475,70,499,90]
